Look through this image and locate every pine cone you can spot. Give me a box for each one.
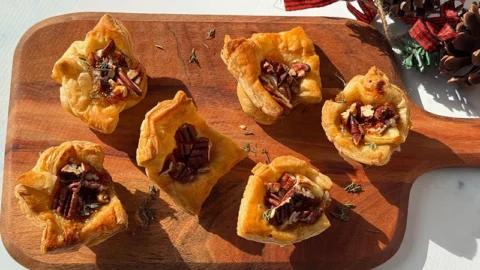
[440,3,480,85]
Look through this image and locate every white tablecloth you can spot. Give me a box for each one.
[0,1,478,269]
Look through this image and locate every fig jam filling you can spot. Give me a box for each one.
[87,39,143,104]
[160,123,212,183]
[340,101,400,145]
[51,158,112,220]
[259,60,311,115]
[263,172,323,229]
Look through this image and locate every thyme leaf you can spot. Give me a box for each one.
[189,48,200,67]
[155,44,165,51]
[344,181,362,194]
[242,141,251,152]
[335,95,347,104]
[366,142,377,150]
[244,131,254,136]
[206,29,215,40]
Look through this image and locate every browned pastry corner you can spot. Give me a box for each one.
[237,156,332,246]
[136,91,247,215]
[322,66,412,167]
[14,141,128,253]
[52,14,148,134]
[221,27,322,125]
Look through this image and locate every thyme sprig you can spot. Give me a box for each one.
[243,142,258,156]
[261,148,271,164]
[330,202,355,222]
[344,181,362,194]
[134,185,158,229]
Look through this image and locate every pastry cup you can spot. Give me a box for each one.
[321,66,412,167]
[237,156,332,246]
[14,141,128,253]
[136,91,246,215]
[52,14,148,134]
[221,27,322,125]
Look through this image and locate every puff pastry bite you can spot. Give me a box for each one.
[14,141,128,253]
[237,156,332,246]
[52,14,147,134]
[136,91,246,215]
[221,27,322,125]
[322,66,412,167]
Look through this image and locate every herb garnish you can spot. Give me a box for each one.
[261,148,271,164]
[134,185,158,229]
[206,29,215,40]
[79,57,91,71]
[203,43,209,49]
[335,94,347,104]
[189,49,200,67]
[366,142,377,150]
[242,141,258,156]
[89,91,99,99]
[155,44,165,51]
[344,181,362,194]
[244,131,254,136]
[81,202,99,216]
[330,202,355,222]
[334,72,347,86]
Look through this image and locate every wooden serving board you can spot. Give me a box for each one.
[2,13,480,269]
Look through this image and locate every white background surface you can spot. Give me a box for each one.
[0,1,479,269]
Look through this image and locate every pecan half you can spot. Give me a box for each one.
[350,115,364,146]
[163,124,212,183]
[101,40,116,57]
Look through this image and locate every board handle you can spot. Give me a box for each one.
[408,104,480,169]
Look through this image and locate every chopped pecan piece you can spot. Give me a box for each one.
[258,60,311,114]
[340,101,400,144]
[51,161,111,220]
[118,68,142,96]
[263,172,322,228]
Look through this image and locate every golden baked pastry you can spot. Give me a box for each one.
[322,66,412,167]
[52,14,147,134]
[237,156,332,246]
[14,141,128,253]
[136,91,246,215]
[221,27,322,125]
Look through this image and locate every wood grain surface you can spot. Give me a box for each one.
[2,13,480,269]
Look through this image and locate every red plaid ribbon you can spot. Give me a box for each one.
[284,0,377,23]
[347,0,377,23]
[284,0,338,11]
[409,19,457,52]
